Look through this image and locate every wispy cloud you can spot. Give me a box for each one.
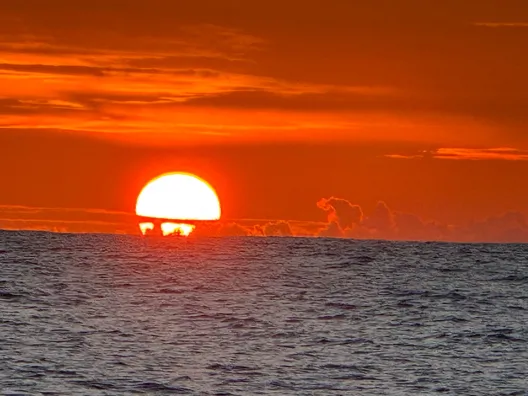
[0,20,403,143]
[473,22,528,28]
[386,148,528,161]
[385,153,422,160]
[0,204,134,222]
[435,148,528,161]
[0,2,526,146]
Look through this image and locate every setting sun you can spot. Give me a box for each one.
[136,173,221,236]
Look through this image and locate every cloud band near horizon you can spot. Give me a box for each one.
[1,200,527,243]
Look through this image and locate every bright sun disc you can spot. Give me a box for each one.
[136,173,221,235]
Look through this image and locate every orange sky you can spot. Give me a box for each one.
[1,0,528,241]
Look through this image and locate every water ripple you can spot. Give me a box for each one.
[0,231,527,394]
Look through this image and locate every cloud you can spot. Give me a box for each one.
[262,221,293,236]
[318,220,345,238]
[394,212,447,242]
[0,204,132,218]
[314,198,528,243]
[0,218,134,235]
[317,197,363,231]
[226,220,295,236]
[179,23,266,53]
[362,201,396,238]
[178,88,396,112]
[2,202,528,243]
[434,148,528,161]
[451,212,528,243]
[0,27,401,143]
[184,219,305,237]
[386,147,528,161]
[2,4,518,146]
[190,221,252,237]
[316,198,400,240]
[473,22,528,28]
[218,222,253,236]
[0,1,527,146]
[0,204,138,234]
[384,154,419,160]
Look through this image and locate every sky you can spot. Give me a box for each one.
[1,0,528,242]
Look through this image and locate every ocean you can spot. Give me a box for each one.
[1,231,527,395]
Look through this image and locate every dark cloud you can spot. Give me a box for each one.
[0,63,227,79]
[0,98,88,116]
[0,63,107,76]
[179,89,397,112]
[123,55,250,74]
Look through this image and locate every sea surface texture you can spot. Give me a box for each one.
[1,231,527,395]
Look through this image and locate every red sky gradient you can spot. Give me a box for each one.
[1,1,528,242]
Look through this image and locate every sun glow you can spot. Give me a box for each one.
[136,173,221,236]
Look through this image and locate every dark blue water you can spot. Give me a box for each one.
[1,231,527,395]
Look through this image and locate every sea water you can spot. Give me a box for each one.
[1,231,527,395]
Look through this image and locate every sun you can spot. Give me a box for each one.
[136,172,221,236]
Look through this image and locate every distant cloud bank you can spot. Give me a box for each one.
[1,200,527,243]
